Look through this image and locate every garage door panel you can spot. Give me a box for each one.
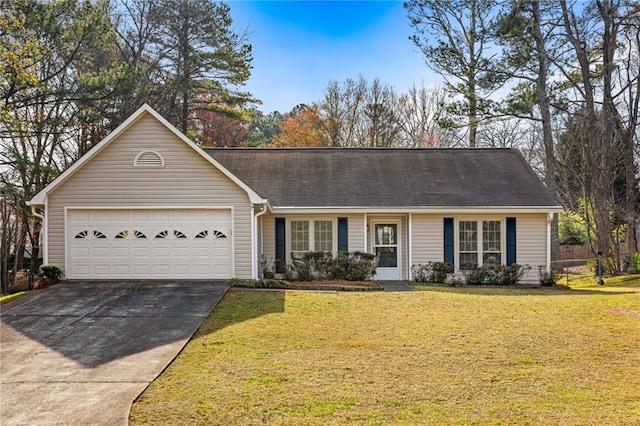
[68,209,233,279]
[112,264,131,276]
[72,247,90,258]
[152,247,170,257]
[112,247,130,257]
[93,265,110,277]
[92,247,109,257]
[132,247,150,258]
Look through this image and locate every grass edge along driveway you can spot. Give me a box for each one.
[130,284,640,425]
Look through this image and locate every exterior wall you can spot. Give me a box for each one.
[262,215,276,262]
[410,213,548,283]
[259,212,548,282]
[46,112,254,278]
[262,213,367,261]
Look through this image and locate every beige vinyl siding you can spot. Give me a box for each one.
[47,112,254,278]
[410,213,549,282]
[261,215,276,262]
[344,214,365,252]
[411,214,445,266]
[516,214,548,269]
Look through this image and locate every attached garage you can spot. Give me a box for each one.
[66,208,233,279]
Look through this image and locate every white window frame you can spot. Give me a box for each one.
[455,218,505,271]
[287,218,337,261]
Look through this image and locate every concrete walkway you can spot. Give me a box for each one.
[0,280,228,425]
[380,281,415,292]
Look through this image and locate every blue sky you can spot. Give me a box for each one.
[229,1,437,113]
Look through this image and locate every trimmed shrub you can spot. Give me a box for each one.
[327,251,376,281]
[40,264,62,280]
[537,267,557,287]
[463,264,530,286]
[412,262,450,284]
[228,278,291,289]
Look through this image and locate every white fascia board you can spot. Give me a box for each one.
[269,206,564,214]
[29,104,268,206]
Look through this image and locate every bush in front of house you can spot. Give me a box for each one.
[412,262,450,284]
[537,266,558,287]
[327,251,377,281]
[40,264,62,280]
[463,264,530,286]
[228,278,291,289]
[262,251,377,282]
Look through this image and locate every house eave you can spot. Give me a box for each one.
[267,206,564,214]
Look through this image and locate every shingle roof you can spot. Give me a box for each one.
[205,148,560,209]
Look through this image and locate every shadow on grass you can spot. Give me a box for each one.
[412,284,637,296]
[193,289,287,337]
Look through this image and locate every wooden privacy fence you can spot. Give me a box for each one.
[558,244,593,267]
[555,243,637,271]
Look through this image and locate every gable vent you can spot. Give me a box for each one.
[134,150,164,167]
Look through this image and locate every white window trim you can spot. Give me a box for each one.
[454,218,506,271]
[286,217,337,262]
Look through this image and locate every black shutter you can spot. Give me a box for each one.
[275,218,286,273]
[506,217,517,265]
[444,218,454,271]
[338,217,348,253]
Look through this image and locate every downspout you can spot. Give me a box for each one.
[408,213,413,281]
[547,212,553,272]
[252,203,268,279]
[364,212,368,253]
[30,204,46,264]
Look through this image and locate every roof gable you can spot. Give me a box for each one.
[29,104,265,205]
[206,148,561,210]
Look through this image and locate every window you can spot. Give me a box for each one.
[93,230,107,239]
[289,219,334,259]
[459,221,478,269]
[483,221,501,265]
[458,220,502,269]
[134,230,147,239]
[314,221,333,252]
[74,230,88,239]
[213,230,227,239]
[195,230,208,239]
[290,221,309,259]
[115,230,128,239]
[155,230,168,239]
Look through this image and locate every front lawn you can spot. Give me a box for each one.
[130,284,640,425]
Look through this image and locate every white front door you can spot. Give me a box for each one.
[373,222,401,280]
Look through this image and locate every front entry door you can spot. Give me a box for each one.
[373,223,400,280]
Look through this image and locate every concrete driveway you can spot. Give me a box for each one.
[0,280,228,425]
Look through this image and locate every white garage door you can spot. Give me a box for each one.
[67,209,232,279]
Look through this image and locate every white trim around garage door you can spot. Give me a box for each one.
[64,206,235,279]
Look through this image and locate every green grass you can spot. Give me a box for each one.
[130,284,640,425]
[558,272,640,288]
